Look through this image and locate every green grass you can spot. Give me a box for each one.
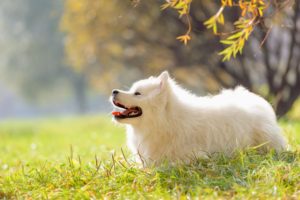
[0,116,299,199]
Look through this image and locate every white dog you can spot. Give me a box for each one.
[111,71,287,164]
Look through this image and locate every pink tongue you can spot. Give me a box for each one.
[112,111,122,116]
[112,108,136,116]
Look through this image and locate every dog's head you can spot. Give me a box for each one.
[110,71,170,125]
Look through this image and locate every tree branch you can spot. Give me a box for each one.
[277,0,300,91]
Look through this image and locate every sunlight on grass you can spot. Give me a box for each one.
[0,116,124,166]
[0,116,299,199]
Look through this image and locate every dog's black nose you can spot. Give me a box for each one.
[112,89,119,95]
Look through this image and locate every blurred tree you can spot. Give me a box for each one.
[0,0,88,113]
[163,0,291,61]
[61,0,299,117]
[204,1,300,117]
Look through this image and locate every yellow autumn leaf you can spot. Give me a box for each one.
[176,34,191,45]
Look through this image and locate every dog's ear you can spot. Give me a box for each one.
[158,71,169,91]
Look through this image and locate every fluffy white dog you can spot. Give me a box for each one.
[111,71,287,164]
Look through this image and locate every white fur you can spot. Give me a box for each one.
[112,71,287,164]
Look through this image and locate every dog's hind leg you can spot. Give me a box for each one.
[253,123,287,152]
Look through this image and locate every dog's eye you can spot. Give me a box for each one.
[134,92,141,96]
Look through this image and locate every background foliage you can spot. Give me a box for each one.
[0,1,299,118]
[61,0,299,117]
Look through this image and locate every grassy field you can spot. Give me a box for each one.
[0,116,299,199]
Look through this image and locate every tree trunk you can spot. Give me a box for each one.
[72,73,88,114]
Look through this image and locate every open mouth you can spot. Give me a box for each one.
[112,100,142,119]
